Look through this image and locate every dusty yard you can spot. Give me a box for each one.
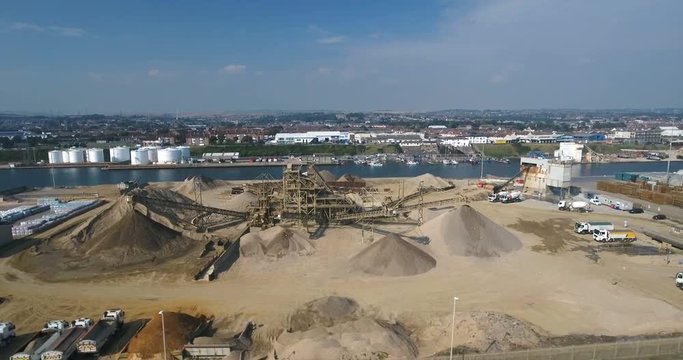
[1,177,683,358]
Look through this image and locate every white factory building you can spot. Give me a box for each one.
[273,131,350,144]
[553,142,584,163]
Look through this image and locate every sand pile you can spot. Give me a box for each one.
[224,191,257,212]
[289,296,360,332]
[416,205,522,257]
[128,312,206,358]
[404,173,451,194]
[173,175,220,197]
[337,173,364,183]
[318,170,337,183]
[417,312,544,355]
[349,234,436,276]
[276,318,418,360]
[60,196,194,265]
[240,226,314,257]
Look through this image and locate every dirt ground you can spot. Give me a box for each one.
[1,178,683,358]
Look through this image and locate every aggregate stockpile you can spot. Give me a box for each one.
[240,226,314,257]
[224,191,258,213]
[172,175,222,198]
[77,309,124,355]
[127,312,205,358]
[403,173,452,194]
[349,234,436,276]
[416,205,522,257]
[58,195,194,266]
[275,296,418,360]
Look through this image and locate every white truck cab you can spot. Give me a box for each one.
[102,309,125,323]
[676,272,683,289]
[42,320,69,333]
[72,318,93,328]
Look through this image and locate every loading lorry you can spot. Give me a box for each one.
[11,330,63,360]
[500,191,522,203]
[574,221,614,234]
[593,230,637,243]
[39,324,91,360]
[558,200,591,212]
[1,321,16,347]
[76,309,125,355]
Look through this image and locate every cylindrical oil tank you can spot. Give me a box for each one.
[61,150,70,162]
[86,148,105,163]
[130,149,150,165]
[48,150,63,164]
[110,146,130,163]
[176,146,191,161]
[158,148,181,164]
[144,147,159,163]
[67,149,85,163]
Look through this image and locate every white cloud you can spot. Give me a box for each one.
[317,67,331,75]
[48,26,85,37]
[87,72,104,81]
[317,36,346,45]
[8,22,86,37]
[147,69,161,77]
[308,24,346,45]
[220,64,246,75]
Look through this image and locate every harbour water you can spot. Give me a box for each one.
[1,161,683,189]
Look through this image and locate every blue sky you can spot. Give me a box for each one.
[1,0,682,113]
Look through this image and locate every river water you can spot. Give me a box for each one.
[1,161,682,189]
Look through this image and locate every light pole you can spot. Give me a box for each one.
[449,296,459,360]
[159,310,167,360]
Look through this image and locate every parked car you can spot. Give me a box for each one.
[589,198,601,206]
[629,208,644,214]
[653,214,667,220]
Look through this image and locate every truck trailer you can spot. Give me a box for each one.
[76,309,124,355]
[574,221,614,234]
[10,331,63,360]
[558,201,591,212]
[593,230,637,242]
[39,326,90,360]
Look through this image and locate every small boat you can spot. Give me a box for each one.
[450,160,458,165]
[369,161,384,167]
[406,160,419,165]
[442,159,451,165]
[354,159,367,165]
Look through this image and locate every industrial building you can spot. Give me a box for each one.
[520,157,574,199]
[273,131,350,144]
[553,142,584,163]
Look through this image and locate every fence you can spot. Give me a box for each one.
[430,336,683,360]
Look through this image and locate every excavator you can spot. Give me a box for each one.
[489,165,530,202]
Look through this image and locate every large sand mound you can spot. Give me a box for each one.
[173,175,220,197]
[417,311,545,355]
[404,173,451,194]
[417,205,522,257]
[240,226,314,257]
[224,191,257,212]
[318,170,337,182]
[276,318,418,360]
[289,296,360,332]
[337,173,364,183]
[60,196,194,265]
[128,312,206,358]
[350,234,436,276]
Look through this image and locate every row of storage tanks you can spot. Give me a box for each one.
[48,146,191,165]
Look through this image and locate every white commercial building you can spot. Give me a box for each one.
[442,138,471,147]
[553,142,584,162]
[660,126,683,138]
[467,136,489,144]
[273,131,350,144]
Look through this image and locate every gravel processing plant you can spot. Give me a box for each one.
[1,163,683,359]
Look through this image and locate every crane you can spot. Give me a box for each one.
[493,165,530,194]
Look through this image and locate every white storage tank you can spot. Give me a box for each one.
[61,150,70,163]
[144,146,159,163]
[67,149,85,163]
[177,146,191,161]
[130,149,150,165]
[86,148,105,163]
[158,148,181,164]
[110,146,130,163]
[48,150,63,164]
